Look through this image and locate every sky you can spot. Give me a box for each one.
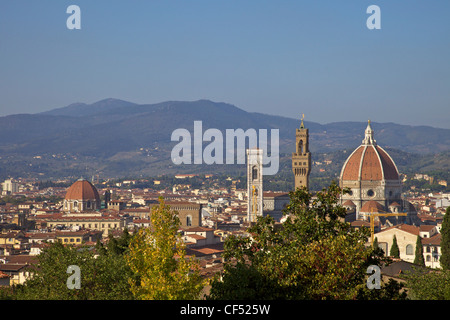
[0,0,449,128]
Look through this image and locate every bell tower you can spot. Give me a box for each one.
[247,148,263,223]
[292,114,311,190]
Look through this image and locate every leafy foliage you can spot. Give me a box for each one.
[440,207,450,270]
[209,183,406,300]
[390,235,400,258]
[13,240,134,300]
[126,197,206,300]
[414,236,425,266]
[403,268,450,300]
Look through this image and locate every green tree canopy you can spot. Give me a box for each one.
[390,235,400,258]
[209,183,405,300]
[13,241,134,300]
[126,197,206,300]
[414,235,425,266]
[440,206,450,270]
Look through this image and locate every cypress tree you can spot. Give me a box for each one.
[440,207,450,270]
[414,235,425,266]
[390,234,400,258]
[373,237,379,250]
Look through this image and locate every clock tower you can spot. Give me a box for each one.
[292,115,311,190]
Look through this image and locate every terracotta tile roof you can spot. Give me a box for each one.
[381,224,420,236]
[419,225,436,231]
[342,200,356,206]
[376,146,400,180]
[360,200,385,213]
[340,144,399,182]
[65,179,100,201]
[183,226,214,232]
[360,146,383,181]
[342,146,364,181]
[422,233,441,246]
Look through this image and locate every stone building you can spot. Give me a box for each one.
[147,201,202,228]
[263,192,290,222]
[339,121,419,225]
[63,179,101,213]
[292,115,311,190]
[247,148,263,223]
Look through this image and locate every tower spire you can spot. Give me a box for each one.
[300,113,305,129]
[292,115,311,190]
[362,120,376,145]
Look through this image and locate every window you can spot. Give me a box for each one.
[186,216,192,227]
[367,189,374,197]
[406,244,413,255]
[426,255,431,262]
[298,140,304,154]
[426,246,431,253]
[252,166,258,180]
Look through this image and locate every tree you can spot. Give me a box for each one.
[373,237,379,250]
[414,235,425,266]
[14,241,134,300]
[126,197,206,300]
[390,235,400,258]
[440,207,450,270]
[403,268,450,300]
[209,183,406,300]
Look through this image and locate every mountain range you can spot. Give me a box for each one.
[0,98,448,180]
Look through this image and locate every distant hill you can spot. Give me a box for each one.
[0,98,448,180]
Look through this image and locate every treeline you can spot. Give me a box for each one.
[6,186,449,301]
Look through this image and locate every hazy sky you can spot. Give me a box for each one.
[1,1,449,128]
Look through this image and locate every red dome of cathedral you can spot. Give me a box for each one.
[340,121,399,182]
[65,178,100,202]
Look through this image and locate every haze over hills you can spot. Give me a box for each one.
[0,98,448,180]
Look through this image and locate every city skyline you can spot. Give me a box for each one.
[0,1,449,129]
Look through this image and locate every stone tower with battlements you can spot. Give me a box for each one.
[292,115,311,190]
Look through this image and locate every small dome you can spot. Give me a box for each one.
[360,200,385,213]
[389,201,401,207]
[342,200,356,207]
[65,179,100,202]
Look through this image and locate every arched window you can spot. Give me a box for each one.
[406,244,414,255]
[186,216,192,227]
[298,140,304,154]
[252,166,258,180]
